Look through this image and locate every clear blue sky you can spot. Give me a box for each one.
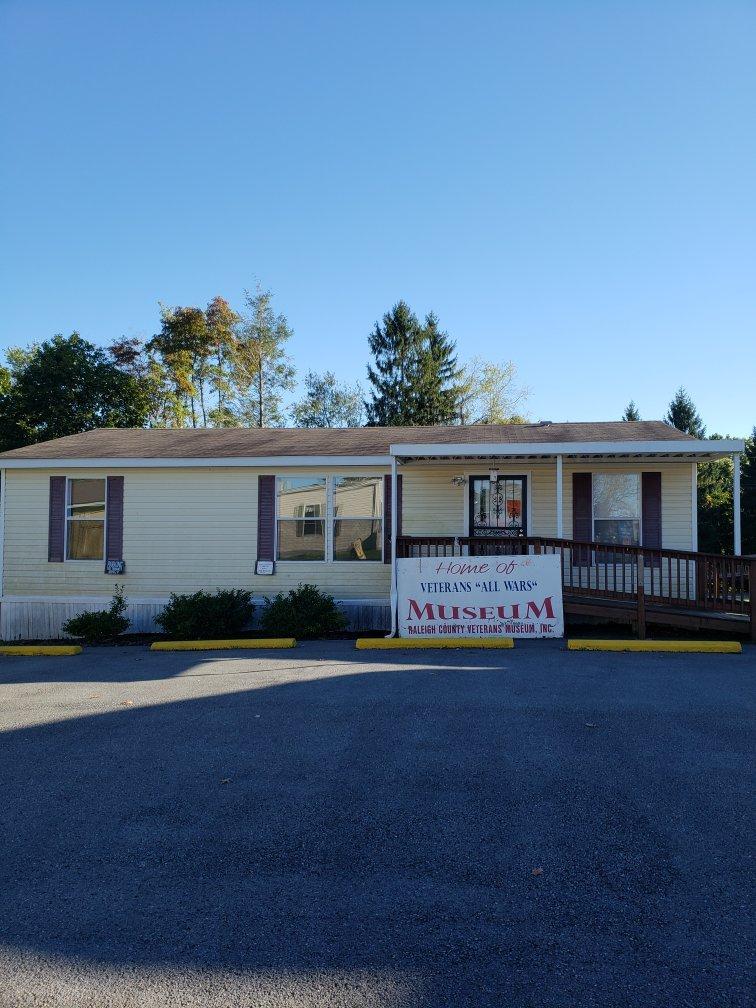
[1,1,754,434]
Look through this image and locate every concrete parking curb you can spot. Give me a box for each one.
[150,639,296,651]
[356,637,514,650]
[567,639,742,653]
[0,645,83,656]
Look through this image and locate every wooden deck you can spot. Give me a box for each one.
[397,535,755,639]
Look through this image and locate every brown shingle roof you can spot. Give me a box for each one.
[0,421,694,460]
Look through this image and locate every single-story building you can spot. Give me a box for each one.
[0,421,748,640]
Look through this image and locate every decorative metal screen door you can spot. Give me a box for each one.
[469,476,527,537]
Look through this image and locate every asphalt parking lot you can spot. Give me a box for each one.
[0,640,753,1007]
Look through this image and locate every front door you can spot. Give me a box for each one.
[469,475,527,537]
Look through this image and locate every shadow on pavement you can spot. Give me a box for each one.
[0,646,753,1006]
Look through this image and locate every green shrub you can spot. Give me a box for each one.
[260,583,347,639]
[155,589,254,640]
[62,586,130,645]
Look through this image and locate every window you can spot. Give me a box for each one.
[333,475,382,561]
[66,478,106,560]
[593,473,640,546]
[277,477,326,560]
[275,475,383,562]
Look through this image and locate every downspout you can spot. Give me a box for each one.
[387,454,398,637]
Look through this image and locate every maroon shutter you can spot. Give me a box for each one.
[383,474,392,563]
[48,476,66,562]
[257,475,276,562]
[106,476,124,562]
[572,472,592,564]
[642,472,662,567]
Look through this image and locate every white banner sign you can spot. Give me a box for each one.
[397,554,564,639]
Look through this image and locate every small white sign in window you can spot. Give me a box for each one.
[255,560,275,575]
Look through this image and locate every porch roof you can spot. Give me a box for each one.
[390,437,745,463]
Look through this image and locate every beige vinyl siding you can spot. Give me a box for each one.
[1,459,695,602]
[3,466,390,600]
[561,462,693,550]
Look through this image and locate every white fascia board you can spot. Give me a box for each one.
[0,454,393,470]
[390,439,745,458]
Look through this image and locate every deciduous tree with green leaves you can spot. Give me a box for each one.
[0,333,151,451]
[456,358,530,425]
[230,285,296,427]
[290,371,365,427]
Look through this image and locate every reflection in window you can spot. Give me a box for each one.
[276,477,326,560]
[333,476,382,561]
[593,473,640,546]
[66,478,106,560]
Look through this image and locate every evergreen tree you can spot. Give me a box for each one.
[291,371,365,427]
[666,387,705,438]
[740,427,756,555]
[622,401,641,421]
[365,301,424,426]
[413,313,460,425]
[365,302,459,426]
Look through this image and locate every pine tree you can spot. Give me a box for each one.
[365,302,424,426]
[622,401,641,421]
[413,313,460,425]
[740,427,756,554]
[666,388,705,438]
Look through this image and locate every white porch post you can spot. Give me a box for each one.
[691,462,698,551]
[387,455,398,636]
[733,453,741,555]
[556,454,563,538]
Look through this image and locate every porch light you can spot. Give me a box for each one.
[489,469,499,483]
[451,474,466,486]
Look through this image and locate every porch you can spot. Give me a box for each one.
[387,432,751,639]
[396,534,755,639]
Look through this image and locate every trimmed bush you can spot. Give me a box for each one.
[260,583,347,639]
[155,589,254,640]
[62,586,130,645]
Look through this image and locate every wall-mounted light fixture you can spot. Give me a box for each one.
[451,474,466,486]
[489,469,499,484]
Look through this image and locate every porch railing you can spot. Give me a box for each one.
[396,535,755,636]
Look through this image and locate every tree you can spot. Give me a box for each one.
[0,333,151,451]
[622,401,641,421]
[740,428,756,555]
[365,301,424,426]
[697,445,733,554]
[456,358,530,425]
[230,285,296,427]
[412,313,460,425]
[365,302,460,426]
[666,388,705,438]
[290,371,365,427]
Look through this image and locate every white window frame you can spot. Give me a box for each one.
[591,472,642,548]
[331,474,383,564]
[65,476,107,562]
[275,474,384,563]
